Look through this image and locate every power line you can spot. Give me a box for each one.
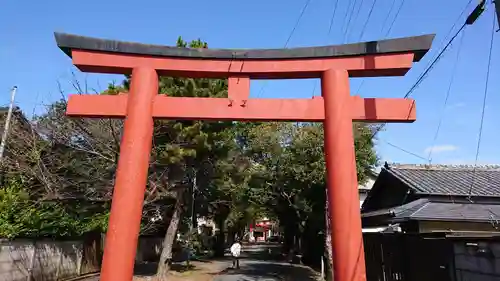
[380,139,427,161]
[326,0,340,43]
[257,0,313,97]
[359,0,470,95]
[369,0,483,141]
[284,0,314,47]
[468,3,496,198]
[404,0,478,99]
[358,0,379,41]
[427,31,466,163]
[355,0,404,94]
[403,24,467,99]
[380,0,396,33]
[342,0,360,43]
[311,0,341,97]
[344,0,365,42]
[384,0,405,37]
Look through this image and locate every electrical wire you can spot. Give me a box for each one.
[344,0,365,42]
[311,0,341,97]
[284,0,314,48]
[403,0,475,99]
[342,0,360,43]
[405,27,467,99]
[340,0,355,35]
[355,0,404,94]
[381,139,428,161]
[369,14,471,141]
[380,0,397,37]
[427,31,466,164]
[468,4,496,198]
[384,0,405,37]
[373,0,481,146]
[326,0,340,43]
[368,0,476,144]
[256,0,313,97]
[358,0,379,41]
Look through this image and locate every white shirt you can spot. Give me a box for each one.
[230,242,242,257]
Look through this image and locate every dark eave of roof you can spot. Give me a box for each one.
[362,198,500,225]
[54,32,435,62]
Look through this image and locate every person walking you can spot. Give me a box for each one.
[230,239,242,269]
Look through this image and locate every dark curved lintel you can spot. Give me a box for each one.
[55,32,435,62]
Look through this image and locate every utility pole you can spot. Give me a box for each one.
[0,86,18,163]
[191,168,197,232]
[187,167,197,266]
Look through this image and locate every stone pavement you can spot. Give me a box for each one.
[213,244,320,281]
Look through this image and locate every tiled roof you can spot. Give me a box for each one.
[362,198,500,223]
[386,163,500,197]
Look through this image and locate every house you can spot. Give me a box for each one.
[361,163,500,281]
[197,217,216,235]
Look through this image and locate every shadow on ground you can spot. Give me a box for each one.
[133,257,230,277]
[134,262,195,276]
[240,244,303,264]
[217,261,318,281]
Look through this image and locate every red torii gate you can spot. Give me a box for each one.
[55,32,434,281]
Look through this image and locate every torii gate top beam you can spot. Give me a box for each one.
[55,32,434,122]
[54,33,435,79]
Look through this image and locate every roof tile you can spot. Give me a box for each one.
[387,164,500,197]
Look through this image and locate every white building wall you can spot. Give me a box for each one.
[358,177,375,208]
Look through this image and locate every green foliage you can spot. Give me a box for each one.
[0,177,109,238]
[241,121,377,251]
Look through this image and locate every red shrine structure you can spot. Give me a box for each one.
[55,32,434,281]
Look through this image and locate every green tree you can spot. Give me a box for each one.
[242,121,377,276]
[0,176,109,238]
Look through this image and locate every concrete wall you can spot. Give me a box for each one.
[0,239,85,281]
[1,235,210,281]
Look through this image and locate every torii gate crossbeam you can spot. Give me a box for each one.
[55,32,434,281]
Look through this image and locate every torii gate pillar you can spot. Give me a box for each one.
[55,32,435,281]
[99,67,158,281]
[323,69,365,280]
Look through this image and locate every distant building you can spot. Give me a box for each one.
[248,217,278,242]
[197,217,216,235]
[358,170,378,208]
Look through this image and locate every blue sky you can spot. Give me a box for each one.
[0,0,499,166]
